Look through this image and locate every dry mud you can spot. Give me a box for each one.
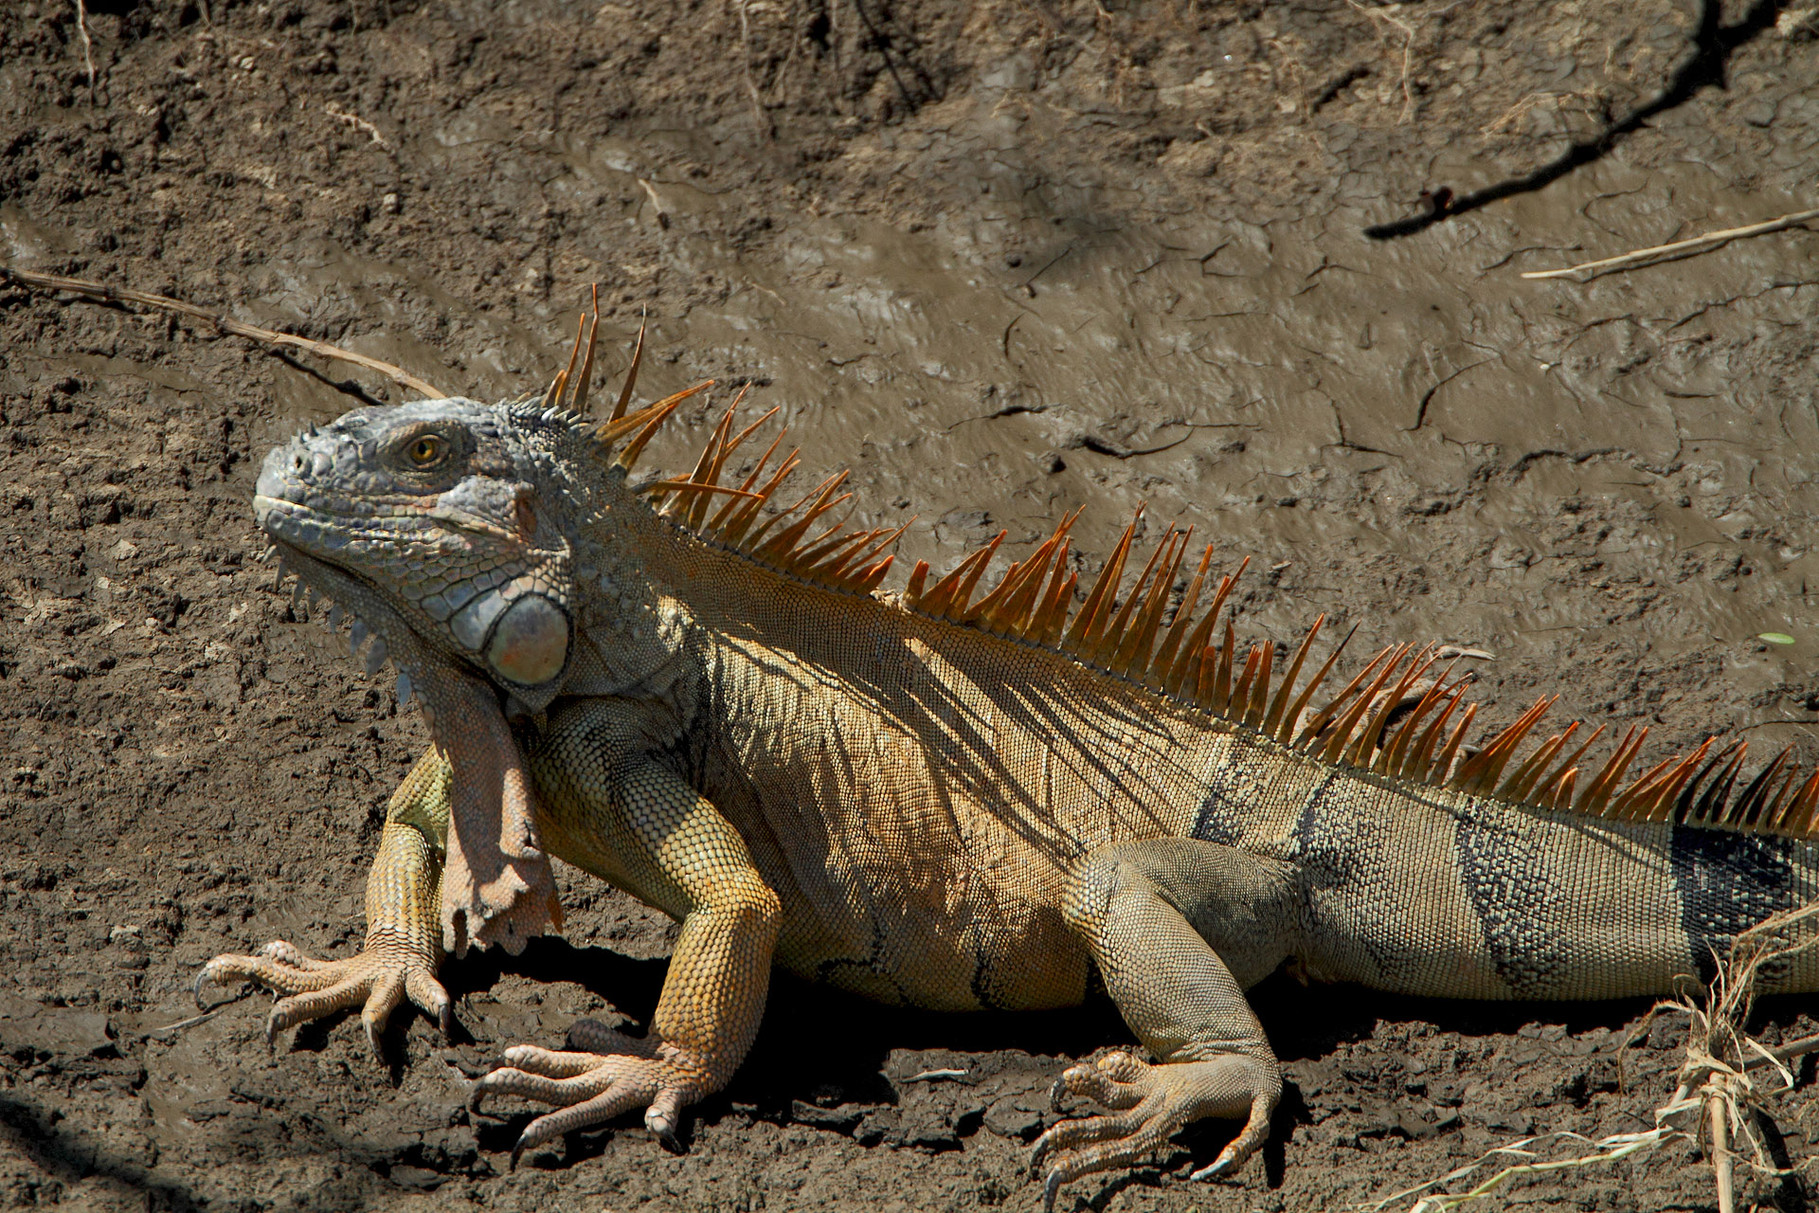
[5,1,1819,1210]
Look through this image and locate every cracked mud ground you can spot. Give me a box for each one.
[4,1,1819,1209]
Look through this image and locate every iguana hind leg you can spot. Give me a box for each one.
[1035,839,1297,1209]
[197,744,452,1052]
[469,699,781,1163]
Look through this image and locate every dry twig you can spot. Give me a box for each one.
[1521,206,1819,281]
[72,0,97,94]
[0,264,449,398]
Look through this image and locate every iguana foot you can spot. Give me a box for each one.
[1030,1050,1279,1212]
[197,938,450,1052]
[468,1024,703,1166]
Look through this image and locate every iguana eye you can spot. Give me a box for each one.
[405,435,447,468]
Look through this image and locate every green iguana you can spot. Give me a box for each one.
[199,313,1819,1209]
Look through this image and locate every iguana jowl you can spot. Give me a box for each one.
[201,315,1819,1207]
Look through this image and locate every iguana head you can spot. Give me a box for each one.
[255,396,582,714]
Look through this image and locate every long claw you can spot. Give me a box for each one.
[194,967,217,1010]
[653,1123,683,1154]
[1042,1170,1063,1213]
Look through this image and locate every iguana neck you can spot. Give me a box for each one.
[567,498,707,700]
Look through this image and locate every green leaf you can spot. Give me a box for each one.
[1759,632,1796,645]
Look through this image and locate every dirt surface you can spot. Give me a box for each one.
[6,0,1819,1209]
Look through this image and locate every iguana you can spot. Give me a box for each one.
[199,312,1819,1209]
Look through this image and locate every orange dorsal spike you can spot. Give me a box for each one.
[1210,620,1238,709]
[835,520,912,582]
[611,312,647,423]
[916,538,1000,618]
[638,479,760,503]
[706,428,789,538]
[793,522,876,578]
[1150,544,1216,686]
[744,467,840,552]
[1348,648,1442,769]
[542,367,569,413]
[1577,726,1648,817]
[692,400,775,529]
[669,401,738,520]
[946,532,1007,618]
[1166,561,1245,698]
[685,389,754,527]
[972,544,1047,632]
[1531,723,1608,805]
[1451,695,1554,794]
[1263,614,1327,742]
[1228,641,1263,720]
[1639,738,1717,822]
[905,560,931,603]
[544,309,584,412]
[1094,526,1178,669]
[723,452,802,548]
[756,479,853,565]
[1243,640,1274,728]
[1274,619,1355,746]
[606,382,711,467]
[571,285,601,416]
[1115,529,1191,678]
[1064,511,1141,656]
[969,519,1072,631]
[1401,680,1471,782]
[1375,659,1459,776]
[1778,765,1819,834]
[1431,702,1479,784]
[1032,566,1077,648]
[851,554,896,593]
[1293,642,1394,751]
[1019,540,1078,641]
[1321,645,1410,765]
[1498,721,1578,803]
[1729,747,1793,828]
[985,538,1059,634]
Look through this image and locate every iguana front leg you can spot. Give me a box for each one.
[1035,839,1298,1210]
[468,698,781,1163]
[198,745,452,1050]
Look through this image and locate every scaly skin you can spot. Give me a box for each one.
[201,390,1819,1208]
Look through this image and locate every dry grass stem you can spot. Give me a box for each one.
[0,263,449,398]
[1364,901,1819,1213]
[1522,205,1819,280]
[735,0,774,141]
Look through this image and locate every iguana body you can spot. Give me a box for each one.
[201,324,1819,1206]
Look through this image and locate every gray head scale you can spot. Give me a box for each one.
[255,396,582,713]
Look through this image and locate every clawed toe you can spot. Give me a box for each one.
[1032,1051,1280,1212]
[471,1032,704,1168]
[198,939,449,1053]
